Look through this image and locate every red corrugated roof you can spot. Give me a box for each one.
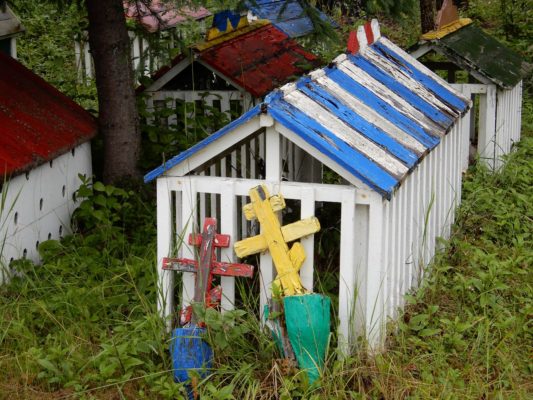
[0,52,97,177]
[198,24,319,97]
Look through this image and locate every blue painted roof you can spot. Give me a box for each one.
[245,0,337,38]
[145,35,470,198]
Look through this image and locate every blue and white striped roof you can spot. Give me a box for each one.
[145,20,470,198]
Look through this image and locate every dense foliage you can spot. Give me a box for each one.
[1,0,531,398]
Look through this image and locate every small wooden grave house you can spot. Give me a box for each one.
[0,52,96,284]
[146,20,471,349]
[142,11,320,122]
[0,4,24,58]
[245,0,337,38]
[75,0,211,80]
[410,7,529,170]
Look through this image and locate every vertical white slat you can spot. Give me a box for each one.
[259,127,281,318]
[411,164,421,288]
[220,156,227,177]
[299,187,315,290]
[338,189,356,353]
[10,36,17,59]
[495,88,504,170]
[210,164,217,221]
[220,182,236,311]
[221,93,231,115]
[420,151,429,277]
[406,173,415,293]
[392,187,400,316]
[400,178,408,309]
[166,97,176,127]
[157,178,174,330]
[382,199,391,319]
[199,171,206,221]
[514,81,524,142]
[265,127,281,181]
[455,118,464,206]
[231,151,238,178]
[366,194,384,350]
[180,178,196,310]
[84,42,93,79]
[429,146,437,261]
[132,35,140,73]
[478,85,497,169]
[433,143,442,249]
[250,138,256,179]
[441,133,449,239]
[240,143,248,231]
[74,40,82,81]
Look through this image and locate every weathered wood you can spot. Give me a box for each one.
[234,217,320,258]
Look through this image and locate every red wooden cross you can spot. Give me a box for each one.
[163,218,254,326]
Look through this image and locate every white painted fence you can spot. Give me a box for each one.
[0,142,92,284]
[75,30,185,82]
[155,113,469,350]
[452,81,522,170]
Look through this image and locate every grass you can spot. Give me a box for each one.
[1,126,531,399]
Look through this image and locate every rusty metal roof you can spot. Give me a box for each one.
[0,52,97,177]
[197,22,319,97]
[124,1,210,33]
[145,20,471,199]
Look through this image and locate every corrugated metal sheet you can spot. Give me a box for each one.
[0,52,97,177]
[245,0,336,38]
[145,21,470,198]
[124,1,210,33]
[419,23,529,89]
[198,23,319,97]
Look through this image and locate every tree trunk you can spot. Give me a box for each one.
[86,0,141,184]
[420,0,435,33]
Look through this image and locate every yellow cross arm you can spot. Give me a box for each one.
[234,217,320,258]
[243,194,285,221]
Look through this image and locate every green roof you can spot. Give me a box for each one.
[426,24,529,89]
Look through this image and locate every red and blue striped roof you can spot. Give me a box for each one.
[145,20,470,198]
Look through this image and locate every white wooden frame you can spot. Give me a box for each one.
[154,113,468,350]
[452,82,522,170]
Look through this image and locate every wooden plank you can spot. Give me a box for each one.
[234,217,320,257]
[337,56,447,136]
[156,178,173,330]
[300,187,315,290]
[220,182,237,311]
[265,126,281,181]
[283,89,409,178]
[171,174,374,205]
[180,179,197,310]
[315,75,427,154]
[338,189,356,353]
[365,194,384,350]
[274,123,375,193]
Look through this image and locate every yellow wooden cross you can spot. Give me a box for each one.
[234,185,320,296]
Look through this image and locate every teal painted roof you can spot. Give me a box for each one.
[425,24,529,89]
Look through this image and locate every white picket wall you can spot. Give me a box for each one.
[495,82,523,169]
[452,81,522,170]
[75,29,187,82]
[155,116,469,350]
[381,115,467,327]
[0,142,92,284]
